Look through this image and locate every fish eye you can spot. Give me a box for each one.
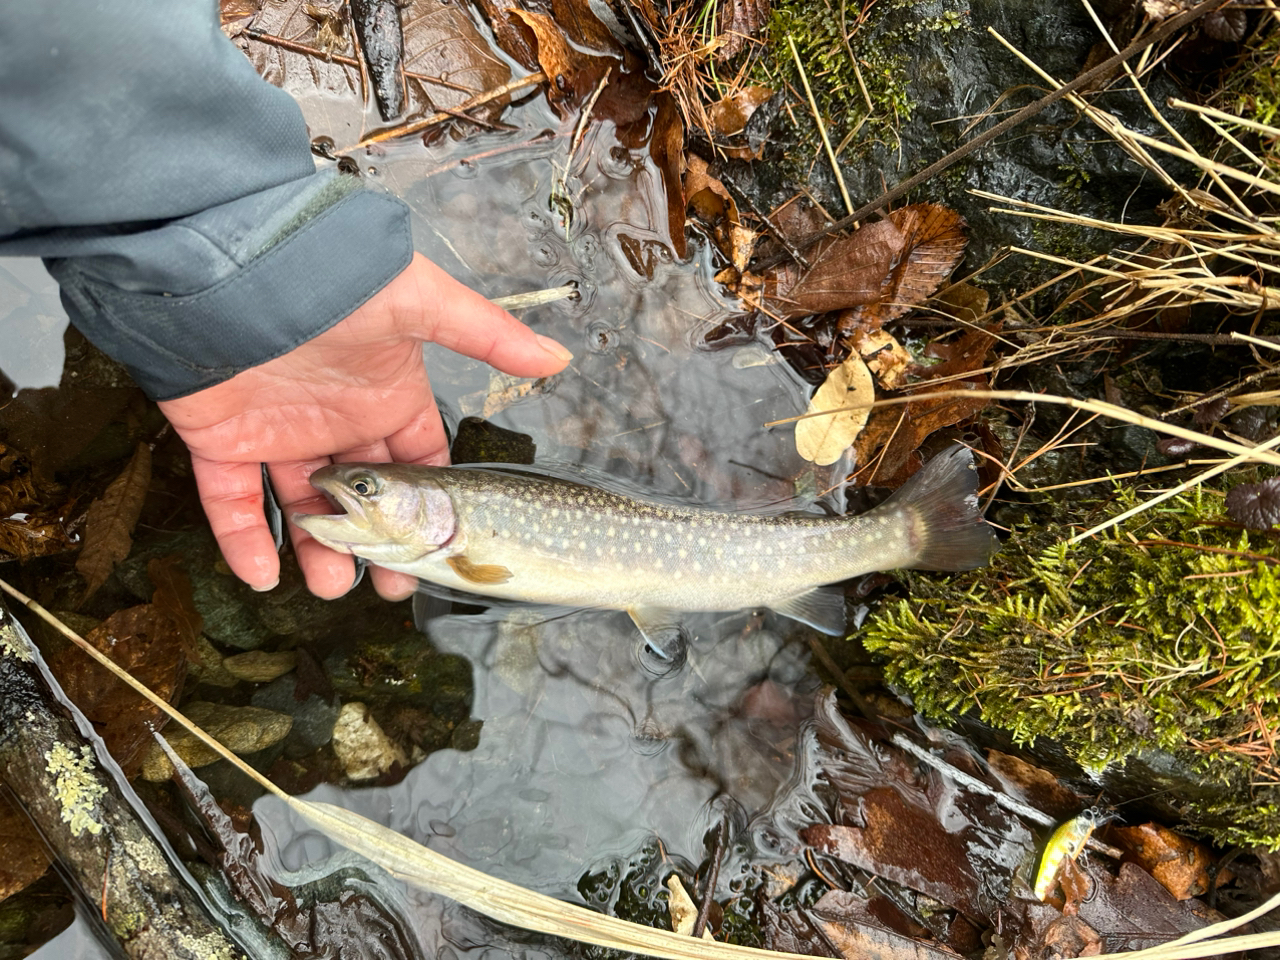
[350,474,379,497]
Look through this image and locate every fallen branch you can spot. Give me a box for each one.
[337,71,548,153]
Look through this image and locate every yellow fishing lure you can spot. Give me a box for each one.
[1034,808,1102,901]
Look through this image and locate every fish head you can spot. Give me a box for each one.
[293,463,456,567]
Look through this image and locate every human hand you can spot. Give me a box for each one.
[157,253,572,601]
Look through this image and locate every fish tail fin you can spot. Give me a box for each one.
[886,445,999,571]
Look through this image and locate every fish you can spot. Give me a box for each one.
[293,444,998,639]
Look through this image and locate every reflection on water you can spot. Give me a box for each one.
[256,610,818,955]
[0,258,69,393]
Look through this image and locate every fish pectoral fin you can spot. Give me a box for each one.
[771,587,847,635]
[446,554,513,585]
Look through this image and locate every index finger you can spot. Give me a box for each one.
[190,455,281,591]
[396,254,574,377]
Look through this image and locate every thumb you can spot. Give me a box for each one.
[398,253,573,377]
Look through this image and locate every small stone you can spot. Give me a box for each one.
[331,702,407,781]
[222,649,298,683]
[141,701,292,781]
[187,635,238,688]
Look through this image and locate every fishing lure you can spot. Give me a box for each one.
[1033,807,1103,901]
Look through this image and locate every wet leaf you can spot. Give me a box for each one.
[767,221,903,319]
[715,0,769,60]
[50,600,188,777]
[147,555,203,657]
[75,441,151,604]
[508,9,608,107]
[804,790,990,921]
[853,324,997,486]
[0,796,51,901]
[838,205,967,332]
[402,0,511,113]
[852,329,911,390]
[796,353,875,465]
[985,750,1083,820]
[1225,477,1280,530]
[930,281,988,327]
[1111,824,1223,901]
[685,155,755,270]
[0,443,78,561]
[797,890,965,960]
[708,85,773,136]
[650,91,687,259]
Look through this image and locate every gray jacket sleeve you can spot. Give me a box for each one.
[0,0,413,401]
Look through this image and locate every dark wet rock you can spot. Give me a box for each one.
[450,416,537,465]
[117,530,274,650]
[251,674,341,758]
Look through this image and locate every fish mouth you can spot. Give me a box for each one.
[291,471,375,551]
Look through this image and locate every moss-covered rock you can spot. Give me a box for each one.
[862,483,1280,847]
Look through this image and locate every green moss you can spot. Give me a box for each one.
[749,0,969,159]
[862,483,1280,847]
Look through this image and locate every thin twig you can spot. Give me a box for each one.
[787,35,854,217]
[337,72,548,152]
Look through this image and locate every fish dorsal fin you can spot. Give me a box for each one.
[447,555,513,585]
[771,586,847,636]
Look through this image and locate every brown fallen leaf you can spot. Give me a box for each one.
[807,890,965,960]
[0,443,78,561]
[715,0,769,60]
[0,795,51,902]
[796,353,875,466]
[402,0,512,113]
[838,204,967,333]
[50,601,188,777]
[852,323,998,486]
[685,155,755,271]
[851,328,912,390]
[650,91,687,259]
[708,84,773,136]
[1110,824,1225,901]
[766,220,903,319]
[75,441,151,604]
[508,8,611,108]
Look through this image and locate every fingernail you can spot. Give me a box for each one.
[535,334,573,364]
[251,578,280,593]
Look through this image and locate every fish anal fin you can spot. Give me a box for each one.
[772,586,847,635]
[447,555,513,585]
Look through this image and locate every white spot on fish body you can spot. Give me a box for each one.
[606,526,615,537]
[678,548,688,559]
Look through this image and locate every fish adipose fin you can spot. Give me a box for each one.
[890,444,999,571]
[447,555,513,584]
[772,586,847,635]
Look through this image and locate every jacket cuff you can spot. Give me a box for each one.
[51,189,413,401]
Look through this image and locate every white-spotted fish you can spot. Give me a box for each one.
[294,445,998,638]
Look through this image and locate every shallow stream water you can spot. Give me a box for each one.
[20,83,854,959]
